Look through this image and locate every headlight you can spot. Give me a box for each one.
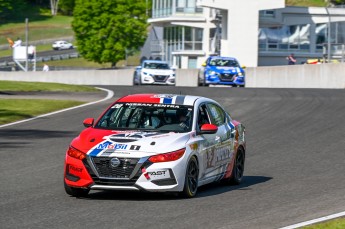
[208,70,218,75]
[237,72,243,76]
[67,146,86,160]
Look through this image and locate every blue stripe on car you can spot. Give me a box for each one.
[163,98,173,104]
[88,141,113,156]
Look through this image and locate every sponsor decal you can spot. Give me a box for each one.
[125,103,153,107]
[148,169,171,180]
[189,143,198,151]
[148,171,166,176]
[130,145,141,150]
[153,104,180,108]
[123,103,180,108]
[97,142,127,150]
[204,144,233,169]
[69,165,83,174]
[142,168,171,180]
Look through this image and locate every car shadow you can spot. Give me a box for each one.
[75,175,272,201]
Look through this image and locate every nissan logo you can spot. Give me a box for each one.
[110,158,121,168]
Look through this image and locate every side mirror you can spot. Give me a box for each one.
[201,62,206,67]
[83,118,94,128]
[241,65,246,69]
[198,124,218,135]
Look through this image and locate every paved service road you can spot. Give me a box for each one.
[0,87,344,229]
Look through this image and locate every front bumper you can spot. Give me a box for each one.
[64,154,186,192]
[140,74,175,85]
[205,74,245,86]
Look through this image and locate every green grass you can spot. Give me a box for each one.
[0,80,99,92]
[0,15,73,47]
[286,0,327,7]
[35,55,140,68]
[302,217,345,229]
[0,80,100,125]
[0,99,83,125]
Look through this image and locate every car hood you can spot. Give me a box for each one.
[207,66,243,74]
[142,68,174,75]
[71,128,191,158]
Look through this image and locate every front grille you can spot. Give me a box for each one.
[219,73,235,82]
[91,157,139,178]
[153,75,168,82]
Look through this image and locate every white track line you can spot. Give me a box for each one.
[279,211,345,229]
[0,87,114,129]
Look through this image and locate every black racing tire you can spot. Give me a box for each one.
[133,73,138,85]
[64,180,89,197]
[181,156,199,198]
[228,147,245,185]
[239,85,245,88]
[137,74,142,85]
[203,74,208,87]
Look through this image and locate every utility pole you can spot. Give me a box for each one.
[25,18,29,72]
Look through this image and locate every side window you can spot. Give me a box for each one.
[207,103,226,126]
[197,104,210,129]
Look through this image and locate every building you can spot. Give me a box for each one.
[141,0,345,68]
[259,6,345,65]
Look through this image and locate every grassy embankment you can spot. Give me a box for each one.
[0,14,139,68]
[0,81,99,125]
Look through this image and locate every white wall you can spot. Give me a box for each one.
[245,63,345,89]
[1,63,344,89]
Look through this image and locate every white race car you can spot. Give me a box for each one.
[133,60,175,85]
[64,94,246,198]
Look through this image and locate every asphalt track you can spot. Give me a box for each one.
[0,86,344,229]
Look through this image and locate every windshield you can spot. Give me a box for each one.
[208,58,239,67]
[143,62,170,69]
[95,103,193,133]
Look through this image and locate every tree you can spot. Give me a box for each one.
[50,0,59,15]
[0,0,28,22]
[327,0,345,5]
[59,0,75,15]
[72,0,149,67]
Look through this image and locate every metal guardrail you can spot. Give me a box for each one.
[0,52,80,70]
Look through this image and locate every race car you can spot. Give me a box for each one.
[199,56,246,87]
[64,94,246,198]
[133,60,175,85]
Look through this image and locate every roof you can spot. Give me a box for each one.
[209,56,237,60]
[142,60,168,64]
[116,94,202,106]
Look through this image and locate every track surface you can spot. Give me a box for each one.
[1,86,344,229]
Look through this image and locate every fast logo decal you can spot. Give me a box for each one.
[142,168,171,180]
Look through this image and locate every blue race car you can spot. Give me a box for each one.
[199,56,245,87]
